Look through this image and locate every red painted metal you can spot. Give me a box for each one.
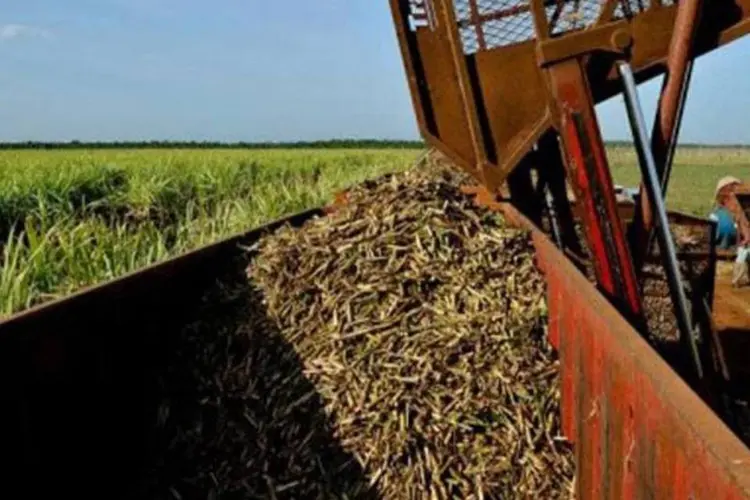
[548,58,643,321]
[490,188,748,495]
[506,202,750,499]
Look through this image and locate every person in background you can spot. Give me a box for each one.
[709,176,750,286]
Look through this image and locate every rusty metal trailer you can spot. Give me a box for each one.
[515,206,750,498]
[3,199,750,498]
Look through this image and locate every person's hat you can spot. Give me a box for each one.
[716,176,743,197]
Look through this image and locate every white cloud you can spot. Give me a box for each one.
[0,24,53,41]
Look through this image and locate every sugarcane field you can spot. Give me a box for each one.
[2,146,748,319]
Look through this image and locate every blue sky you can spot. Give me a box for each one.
[1,0,749,144]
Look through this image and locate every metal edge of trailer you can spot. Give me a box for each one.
[0,206,326,498]
[500,202,750,499]
[0,206,326,332]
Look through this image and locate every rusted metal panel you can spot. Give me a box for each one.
[577,304,600,499]
[548,57,644,323]
[389,1,750,358]
[602,347,635,499]
[0,207,323,499]
[562,271,580,446]
[390,0,750,191]
[506,203,750,498]
[591,310,608,497]
[589,1,750,102]
[546,264,562,349]
[388,0,485,178]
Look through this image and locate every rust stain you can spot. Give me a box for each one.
[604,367,622,499]
[564,280,581,445]
[577,303,594,498]
[586,312,605,500]
[654,413,677,499]
[547,275,562,348]
[672,443,689,499]
[636,376,658,500]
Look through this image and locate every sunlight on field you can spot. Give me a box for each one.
[608,146,750,216]
[0,148,420,316]
[1,145,748,317]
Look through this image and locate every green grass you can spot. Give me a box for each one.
[0,149,420,316]
[608,146,750,216]
[1,145,748,318]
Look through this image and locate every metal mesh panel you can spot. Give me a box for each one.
[482,12,536,49]
[478,0,504,15]
[455,0,666,55]
[460,25,481,54]
[613,0,652,20]
[453,0,536,55]
[546,0,603,35]
[455,0,472,22]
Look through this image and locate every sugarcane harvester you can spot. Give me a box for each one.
[389,0,750,400]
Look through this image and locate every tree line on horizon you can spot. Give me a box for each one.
[0,139,425,150]
[0,139,747,150]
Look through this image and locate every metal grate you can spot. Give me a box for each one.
[454,0,537,55]
[455,0,472,22]
[454,0,665,54]
[482,12,536,49]
[546,0,603,35]
[460,25,482,54]
[613,0,652,19]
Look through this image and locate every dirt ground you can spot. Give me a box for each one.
[714,262,750,331]
[713,262,750,381]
